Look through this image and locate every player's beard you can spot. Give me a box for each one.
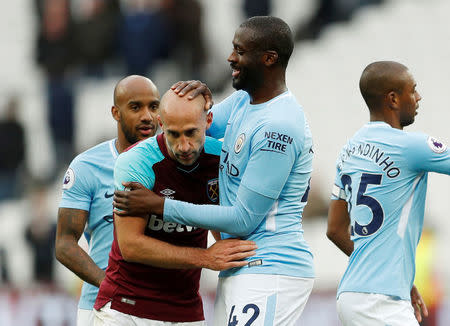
[120,120,140,145]
[232,65,264,94]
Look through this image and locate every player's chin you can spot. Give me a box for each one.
[176,153,197,166]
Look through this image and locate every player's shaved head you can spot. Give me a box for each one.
[158,89,211,166]
[159,89,206,123]
[113,75,158,107]
[359,61,409,111]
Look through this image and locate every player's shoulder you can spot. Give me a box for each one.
[116,136,162,169]
[229,90,250,102]
[204,137,222,156]
[70,139,117,169]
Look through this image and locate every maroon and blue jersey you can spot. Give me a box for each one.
[94,134,221,322]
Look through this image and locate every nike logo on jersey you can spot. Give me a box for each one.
[103,215,113,223]
[104,191,114,198]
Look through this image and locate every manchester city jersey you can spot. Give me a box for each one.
[59,139,118,309]
[332,122,450,300]
[211,90,315,278]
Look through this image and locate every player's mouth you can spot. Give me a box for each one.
[138,125,155,136]
[179,153,194,160]
[231,64,241,78]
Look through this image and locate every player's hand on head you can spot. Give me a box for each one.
[410,284,428,322]
[205,238,257,271]
[113,182,164,217]
[170,80,213,111]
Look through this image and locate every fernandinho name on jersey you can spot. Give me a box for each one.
[339,142,400,178]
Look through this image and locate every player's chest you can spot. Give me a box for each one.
[152,165,219,205]
[220,117,257,180]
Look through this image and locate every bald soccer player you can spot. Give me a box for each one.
[93,89,256,326]
[56,75,161,326]
[327,61,450,325]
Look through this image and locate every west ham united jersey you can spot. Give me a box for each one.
[59,139,118,310]
[94,134,221,322]
[332,122,450,300]
[209,90,315,279]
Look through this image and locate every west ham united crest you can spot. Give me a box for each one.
[62,168,75,190]
[234,133,245,153]
[427,136,447,154]
[207,178,219,202]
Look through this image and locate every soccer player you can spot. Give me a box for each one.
[114,16,315,325]
[327,61,450,325]
[55,75,161,326]
[93,89,257,325]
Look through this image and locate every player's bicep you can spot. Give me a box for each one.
[114,213,149,258]
[240,126,299,199]
[56,208,89,242]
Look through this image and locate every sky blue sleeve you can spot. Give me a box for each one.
[207,91,246,139]
[59,159,93,211]
[240,119,300,199]
[114,152,155,191]
[404,133,450,175]
[164,184,275,237]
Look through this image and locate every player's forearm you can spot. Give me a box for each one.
[55,239,105,287]
[119,235,208,269]
[164,185,274,236]
[326,231,354,256]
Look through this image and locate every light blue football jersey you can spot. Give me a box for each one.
[59,139,118,310]
[332,122,450,300]
[165,90,315,279]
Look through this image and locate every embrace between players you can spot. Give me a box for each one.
[56,16,450,326]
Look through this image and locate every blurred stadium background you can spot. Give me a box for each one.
[0,0,449,325]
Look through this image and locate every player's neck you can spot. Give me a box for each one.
[115,137,131,154]
[249,81,287,104]
[369,116,403,130]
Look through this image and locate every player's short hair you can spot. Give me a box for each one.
[240,16,294,68]
[359,61,409,110]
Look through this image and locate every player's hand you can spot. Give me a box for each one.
[411,284,428,322]
[171,80,213,110]
[205,238,257,271]
[113,182,164,217]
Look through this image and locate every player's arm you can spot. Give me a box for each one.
[115,182,274,236]
[55,208,105,287]
[326,199,353,256]
[405,134,450,174]
[115,213,256,270]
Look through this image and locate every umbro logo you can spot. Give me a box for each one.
[104,191,114,198]
[160,188,175,197]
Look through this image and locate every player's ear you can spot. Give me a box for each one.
[263,50,278,67]
[111,106,120,122]
[205,111,213,130]
[387,91,400,110]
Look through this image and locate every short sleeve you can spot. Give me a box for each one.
[240,119,301,199]
[59,159,93,211]
[404,133,450,174]
[114,151,155,191]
